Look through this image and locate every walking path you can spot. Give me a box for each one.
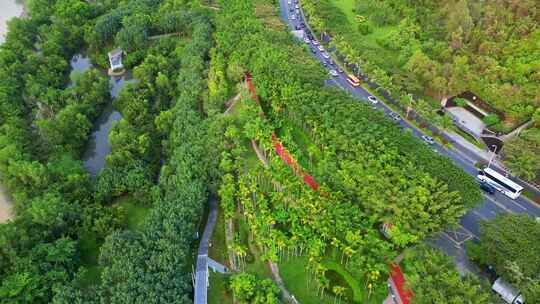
[194,197,218,304]
[500,119,533,141]
[208,258,228,274]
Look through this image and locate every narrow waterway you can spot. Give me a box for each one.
[73,54,133,177]
[0,0,24,43]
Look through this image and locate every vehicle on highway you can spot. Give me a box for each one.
[295,4,299,9]
[322,61,327,67]
[312,40,319,46]
[492,277,524,304]
[318,45,324,51]
[346,74,361,87]
[337,67,343,73]
[310,48,316,54]
[288,0,291,4]
[322,52,330,59]
[367,95,378,104]
[390,113,401,122]
[304,37,310,43]
[421,135,435,145]
[478,167,523,199]
[295,25,300,30]
[290,14,295,20]
[329,69,338,77]
[479,181,496,195]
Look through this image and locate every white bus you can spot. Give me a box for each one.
[477,167,523,199]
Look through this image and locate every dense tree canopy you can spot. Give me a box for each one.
[401,245,493,304]
[0,0,214,302]
[212,0,482,298]
[468,214,540,302]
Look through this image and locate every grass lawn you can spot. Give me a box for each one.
[209,206,229,265]
[279,254,389,304]
[454,127,486,150]
[324,261,362,303]
[208,272,233,304]
[329,0,356,24]
[279,256,335,304]
[78,196,151,287]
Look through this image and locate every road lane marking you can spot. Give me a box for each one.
[472,210,489,220]
[484,194,516,214]
[441,232,462,248]
[459,224,479,239]
[508,199,527,211]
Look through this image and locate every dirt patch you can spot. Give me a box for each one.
[0,184,13,223]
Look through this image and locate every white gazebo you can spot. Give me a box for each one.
[108,48,125,76]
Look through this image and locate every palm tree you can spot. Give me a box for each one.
[332,285,346,304]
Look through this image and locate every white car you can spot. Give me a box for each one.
[318,45,324,51]
[291,14,296,20]
[288,0,291,5]
[304,37,310,43]
[312,40,319,46]
[421,135,435,145]
[329,70,338,77]
[367,95,378,104]
[322,52,330,59]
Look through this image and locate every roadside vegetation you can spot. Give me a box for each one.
[300,0,540,183]
[467,214,540,302]
[401,245,494,303]
[0,0,216,302]
[209,0,482,302]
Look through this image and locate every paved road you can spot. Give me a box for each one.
[194,197,218,304]
[279,0,540,273]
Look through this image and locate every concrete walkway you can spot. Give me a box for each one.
[208,258,229,274]
[194,197,218,304]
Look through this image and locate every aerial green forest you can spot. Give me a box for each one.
[301,0,540,183]
[0,0,517,303]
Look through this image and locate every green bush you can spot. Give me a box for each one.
[483,113,500,126]
[454,98,468,107]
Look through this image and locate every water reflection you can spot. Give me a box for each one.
[69,54,134,176]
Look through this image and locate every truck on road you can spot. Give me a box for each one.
[492,277,524,304]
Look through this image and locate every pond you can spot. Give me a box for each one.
[69,54,134,176]
[0,0,24,44]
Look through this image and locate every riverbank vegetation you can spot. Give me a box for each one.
[0,0,215,302]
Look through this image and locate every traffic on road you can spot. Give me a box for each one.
[279,0,540,272]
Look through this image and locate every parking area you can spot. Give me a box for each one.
[446,106,485,137]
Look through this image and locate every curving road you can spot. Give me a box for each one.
[279,0,540,274]
[194,196,218,304]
